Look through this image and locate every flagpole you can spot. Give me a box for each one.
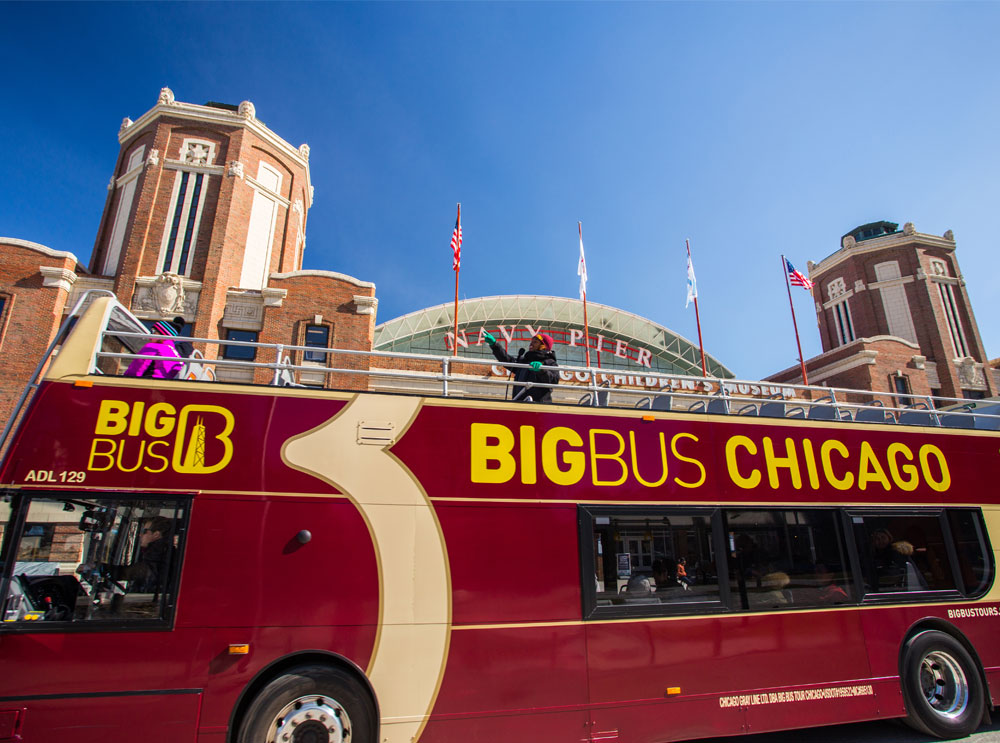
[782,254,809,385]
[579,222,591,368]
[452,203,461,357]
[687,239,707,377]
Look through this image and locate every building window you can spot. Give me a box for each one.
[831,300,855,346]
[303,324,330,363]
[874,261,917,344]
[0,294,7,346]
[102,145,146,276]
[891,374,912,408]
[221,329,258,361]
[156,139,215,277]
[159,170,206,275]
[239,163,283,290]
[932,266,970,357]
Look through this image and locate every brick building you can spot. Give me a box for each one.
[0,88,378,428]
[766,221,998,402]
[2,92,997,435]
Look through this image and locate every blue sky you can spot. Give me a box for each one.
[2,1,998,380]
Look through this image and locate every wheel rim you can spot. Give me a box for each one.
[268,695,351,743]
[919,650,969,720]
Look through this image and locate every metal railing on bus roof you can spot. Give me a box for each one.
[14,292,999,435]
[94,339,1000,433]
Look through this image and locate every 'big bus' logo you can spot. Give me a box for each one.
[88,399,235,475]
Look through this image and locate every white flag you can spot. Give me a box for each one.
[577,223,588,300]
[685,252,697,308]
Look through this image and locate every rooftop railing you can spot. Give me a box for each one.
[5,292,997,462]
[94,326,1000,431]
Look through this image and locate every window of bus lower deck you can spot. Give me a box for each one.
[722,508,855,611]
[579,506,729,619]
[0,491,189,630]
[847,508,992,602]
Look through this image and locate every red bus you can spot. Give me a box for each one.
[1,295,999,743]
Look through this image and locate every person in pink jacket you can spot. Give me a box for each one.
[124,319,184,379]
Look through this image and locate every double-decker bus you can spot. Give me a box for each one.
[1,294,999,743]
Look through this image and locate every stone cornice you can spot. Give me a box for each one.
[1,237,80,265]
[39,266,78,292]
[810,230,956,278]
[118,91,312,205]
[270,269,375,290]
[354,295,379,315]
[162,160,226,177]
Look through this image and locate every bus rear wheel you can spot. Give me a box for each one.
[237,664,375,743]
[901,630,984,739]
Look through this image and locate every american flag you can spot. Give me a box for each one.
[577,222,588,300]
[786,259,814,290]
[451,205,462,271]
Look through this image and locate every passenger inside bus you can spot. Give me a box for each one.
[127,516,174,595]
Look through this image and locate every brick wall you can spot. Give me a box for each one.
[0,241,77,447]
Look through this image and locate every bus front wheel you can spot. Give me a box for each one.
[901,630,984,739]
[237,664,375,743]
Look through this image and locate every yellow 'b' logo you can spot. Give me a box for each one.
[172,405,235,473]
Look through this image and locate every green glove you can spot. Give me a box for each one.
[529,361,542,371]
[483,332,497,346]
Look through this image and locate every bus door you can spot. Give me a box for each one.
[0,491,201,743]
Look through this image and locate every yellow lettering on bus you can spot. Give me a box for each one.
[820,440,854,490]
[143,440,170,473]
[127,401,145,437]
[858,441,891,491]
[629,431,669,488]
[94,400,129,436]
[470,423,516,483]
[87,438,117,471]
[145,402,177,437]
[541,427,585,486]
[725,435,760,489]
[919,444,951,492]
[763,436,801,490]
[590,429,628,486]
[886,442,918,491]
[801,439,820,489]
[116,440,147,473]
[671,433,705,488]
[519,425,537,484]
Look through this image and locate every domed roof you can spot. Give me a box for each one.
[374,295,733,378]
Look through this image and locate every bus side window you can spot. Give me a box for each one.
[851,513,948,595]
[947,509,992,597]
[723,509,852,610]
[1,495,187,626]
[582,506,723,618]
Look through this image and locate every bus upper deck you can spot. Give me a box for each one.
[3,292,998,458]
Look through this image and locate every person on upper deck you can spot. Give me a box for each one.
[483,331,559,403]
[124,319,184,379]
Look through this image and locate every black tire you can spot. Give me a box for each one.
[237,664,375,743]
[901,630,984,739]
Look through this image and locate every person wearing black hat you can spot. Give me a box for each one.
[482,331,559,403]
[170,317,194,359]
